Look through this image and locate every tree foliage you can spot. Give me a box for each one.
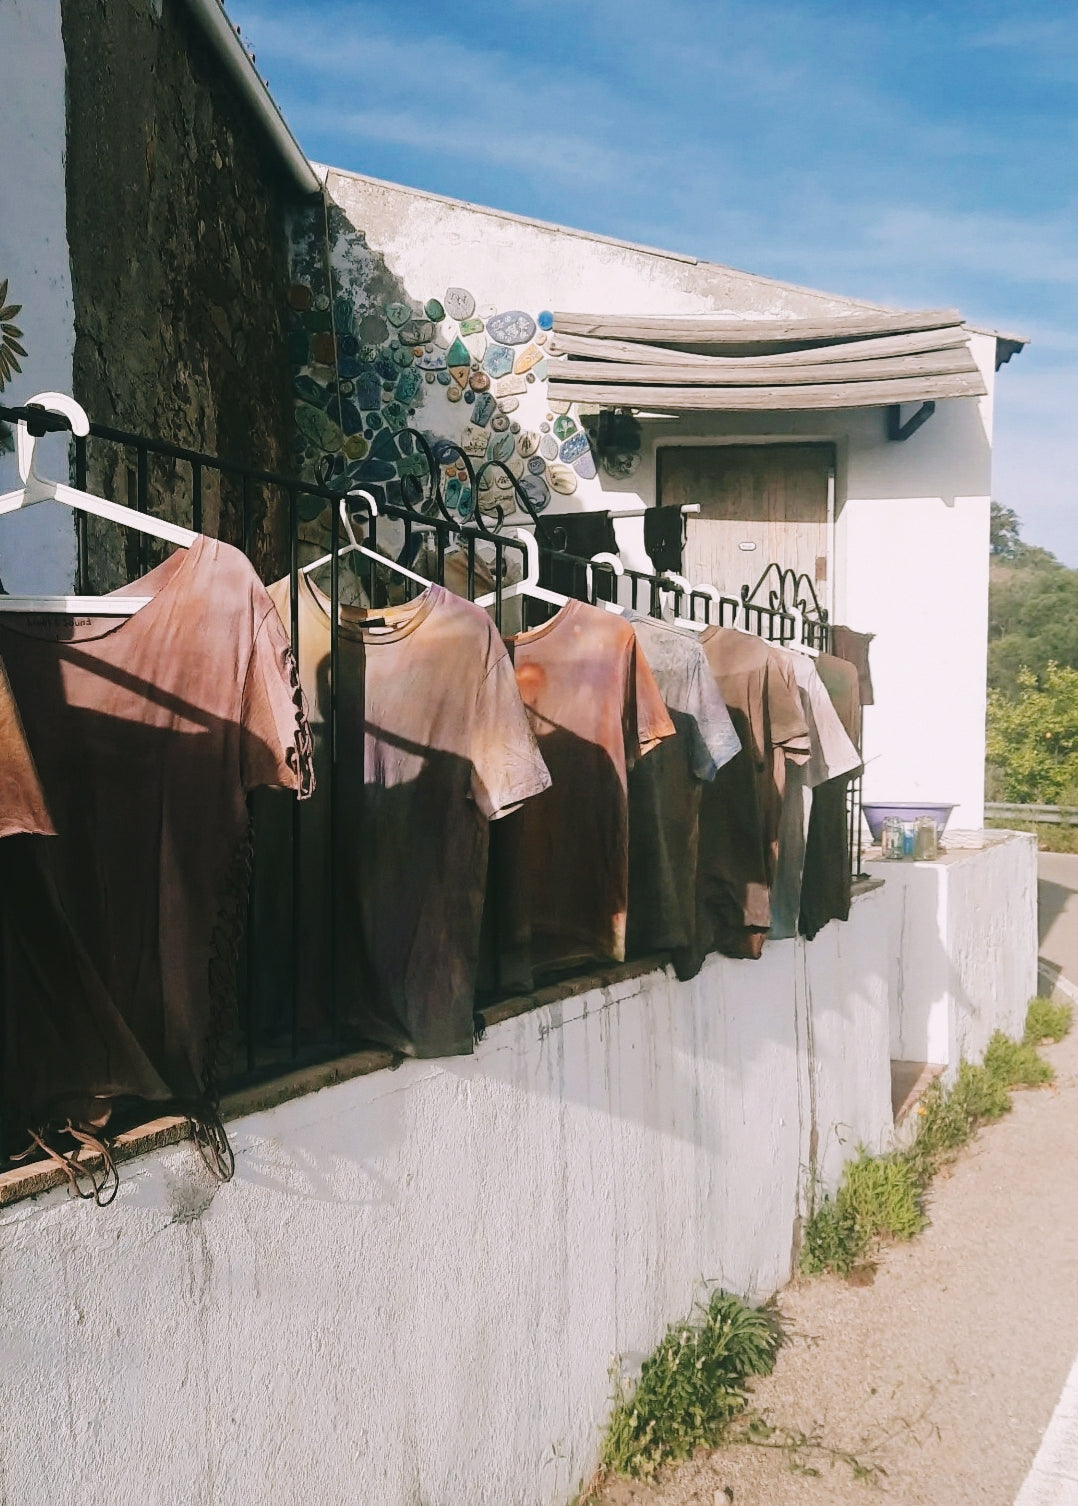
[986,664,1078,803]
[987,504,1078,700]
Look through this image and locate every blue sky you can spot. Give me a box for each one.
[231,0,1078,562]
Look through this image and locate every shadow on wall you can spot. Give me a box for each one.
[286,199,600,562]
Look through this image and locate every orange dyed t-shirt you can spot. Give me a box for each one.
[0,655,54,839]
[489,599,675,988]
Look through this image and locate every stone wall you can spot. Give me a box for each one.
[61,0,299,584]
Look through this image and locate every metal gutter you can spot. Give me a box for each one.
[182,0,321,196]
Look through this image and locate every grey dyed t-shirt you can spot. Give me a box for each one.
[626,613,741,970]
[768,649,862,940]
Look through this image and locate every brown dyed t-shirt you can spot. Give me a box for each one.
[625,614,740,974]
[693,627,810,960]
[254,578,551,1059]
[489,599,675,989]
[0,656,54,838]
[0,536,313,1140]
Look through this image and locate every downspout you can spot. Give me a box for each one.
[181,0,322,196]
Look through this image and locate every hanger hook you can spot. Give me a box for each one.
[17,392,90,485]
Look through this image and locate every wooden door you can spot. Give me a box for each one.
[660,444,833,603]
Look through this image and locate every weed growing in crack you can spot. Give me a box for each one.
[801,997,1068,1277]
[592,1290,781,1486]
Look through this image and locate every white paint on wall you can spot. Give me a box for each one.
[0,837,1039,1506]
[0,0,77,592]
[320,168,1004,833]
[868,831,1037,1070]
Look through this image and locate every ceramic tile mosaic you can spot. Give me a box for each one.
[289,212,594,534]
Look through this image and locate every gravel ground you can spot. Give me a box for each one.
[588,1023,1078,1506]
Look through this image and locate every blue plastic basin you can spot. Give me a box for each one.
[861,801,956,843]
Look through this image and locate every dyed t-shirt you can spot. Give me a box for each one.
[0,536,313,1139]
[768,650,862,940]
[0,656,54,839]
[694,627,810,961]
[625,614,741,973]
[255,578,551,1059]
[800,653,864,941]
[489,599,675,989]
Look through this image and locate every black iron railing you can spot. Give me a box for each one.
[0,402,867,1158]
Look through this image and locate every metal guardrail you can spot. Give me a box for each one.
[986,803,1078,826]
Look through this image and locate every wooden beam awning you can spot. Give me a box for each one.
[547,307,988,412]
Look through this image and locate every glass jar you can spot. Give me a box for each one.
[881,816,904,859]
[914,816,939,860]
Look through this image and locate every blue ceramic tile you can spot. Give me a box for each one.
[559,431,590,463]
[537,310,554,330]
[394,369,422,404]
[521,474,550,511]
[482,344,514,379]
[573,449,598,479]
[486,310,536,346]
[471,392,496,426]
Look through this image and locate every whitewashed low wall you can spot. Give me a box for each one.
[867,829,1037,1072]
[0,841,1035,1506]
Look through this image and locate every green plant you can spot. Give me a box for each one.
[1024,996,1073,1044]
[987,663,1078,803]
[983,1031,1053,1088]
[800,1152,923,1277]
[598,1290,781,1482]
[804,1013,1065,1276]
[799,1192,862,1276]
[841,1150,925,1243]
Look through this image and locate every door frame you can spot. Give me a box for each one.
[655,436,840,617]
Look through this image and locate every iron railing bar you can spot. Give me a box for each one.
[288,485,301,1060]
[74,434,89,594]
[329,494,341,1044]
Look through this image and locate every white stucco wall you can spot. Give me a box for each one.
[320,168,1002,830]
[2,837,1040,1506]
[0,0,77,592]
[868,830,1037,1070]
[2,889,896,1506]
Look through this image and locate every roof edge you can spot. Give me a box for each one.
[183,0,320,195]
[317,164,903,315]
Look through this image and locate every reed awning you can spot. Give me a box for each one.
[546,308,988,412]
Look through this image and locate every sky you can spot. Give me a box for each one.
[230,0,1078,562]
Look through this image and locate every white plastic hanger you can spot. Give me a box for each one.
[659,572,721,633]
[781,604,820,658]
[0,392,198,615]
[474,528,567,612]
[302,495,435,592]
[585,550,626,614]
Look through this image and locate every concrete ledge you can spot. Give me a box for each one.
[0,878,890,1209]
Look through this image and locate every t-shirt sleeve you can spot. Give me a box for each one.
[470,637,552,821]
[806,671,862,786]
[240,608,316,798]
[628,640,677,763]
[767,655,812,766]
[685,651,742,782]
[0,663,55,839]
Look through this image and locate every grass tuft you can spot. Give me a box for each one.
[1025,995,1073,1045]
[597,1290,781,1483]
[802,999,1070,1278]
